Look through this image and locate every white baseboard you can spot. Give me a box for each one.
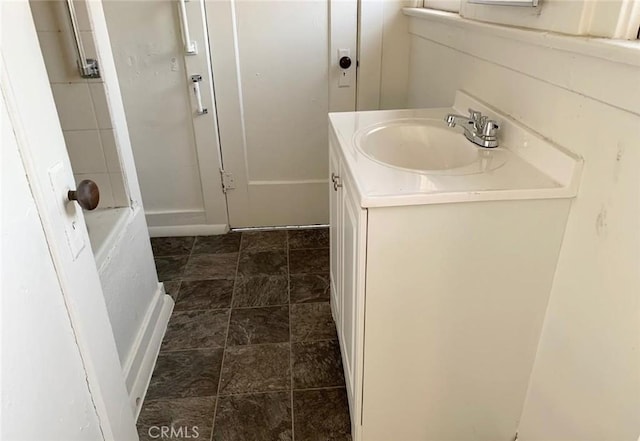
[145,210,229,237]
[121,283,174,418]
[148,223,228,237]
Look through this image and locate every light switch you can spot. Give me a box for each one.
[48,162,86,260]
[338,49,353,88]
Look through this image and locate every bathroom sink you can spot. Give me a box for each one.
[354,118,506,175]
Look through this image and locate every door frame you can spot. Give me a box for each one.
[183,0,229,233]
[2,2,137,439]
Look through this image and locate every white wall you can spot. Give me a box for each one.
[460,0,640,39]
[358,0,418,110]
[405,9,640,440]
[30,0,128,209]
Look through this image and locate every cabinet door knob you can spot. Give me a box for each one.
[68,179,100,210]
[333,176,342,191]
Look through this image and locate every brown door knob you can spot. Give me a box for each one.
[68,179,100,210]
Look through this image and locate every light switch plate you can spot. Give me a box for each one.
[48,162,85,260]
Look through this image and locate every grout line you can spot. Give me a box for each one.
[291,385,347,393]
[141,394,217,405]
[287,231,296,441]
[159,346,226,354]
[159,337,338,355]
[179,276,236,283]
[207,385,346,399]
[152,252,192,258]
[211,389,295,399]
[209,232,243,440]
[290,337,340,345]
[229,303,290,310]
[167,306,231,314]
[217,385,292,398]
[288,246,330,251]
[169,280,183,305]
[180,237,197,281]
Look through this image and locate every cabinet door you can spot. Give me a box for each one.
[340,170,362,408]
[329,146,342,325]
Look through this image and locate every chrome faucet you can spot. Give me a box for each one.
[445,109,500,148]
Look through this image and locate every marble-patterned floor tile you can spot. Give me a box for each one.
[291,303,337,342]
[292,340,345,389]
[161,309,229,352]
[240,230,287,253]
[233,274,289,307]
[137,396,215,441]
[212,392,292,441]
[290,274,330,304]
[288,228,329,250]
[175,279,233,311]
[192,233,241,255]
[227,306,289,346]
[163,281,181,302]
[293,388,352,441]
[155,256,189,281]
[183,253,238,280]
[146,349,223,400]
[151,236,195,257]
[237,250,287,277]
[289,249,329,275]
[219,343,290,395]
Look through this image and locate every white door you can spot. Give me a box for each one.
[1,2,136,439]
[206,0,358,228]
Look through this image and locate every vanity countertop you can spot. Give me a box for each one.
[329,91,582,208]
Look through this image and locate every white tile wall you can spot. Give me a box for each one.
[50,83,98,130]
[30,0,65,32]
[100,129,121,172]
[89,82,112,129]
[31,0,127,209]
[36,31,79,83]
[63,130,107,174]
[109,172,129,206]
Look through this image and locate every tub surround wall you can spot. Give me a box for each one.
[405,8,640,440]
[30,0,127,209]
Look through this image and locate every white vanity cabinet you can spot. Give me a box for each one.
[329,143,366,431]
[328,92,582,441]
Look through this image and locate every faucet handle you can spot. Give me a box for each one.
[468,108,483,122]
[481,120,500,137]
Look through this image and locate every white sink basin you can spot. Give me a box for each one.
[354,118,507,175]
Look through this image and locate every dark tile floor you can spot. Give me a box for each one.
[140,228,352,441]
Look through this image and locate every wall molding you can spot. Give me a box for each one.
[404,8,640,116]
